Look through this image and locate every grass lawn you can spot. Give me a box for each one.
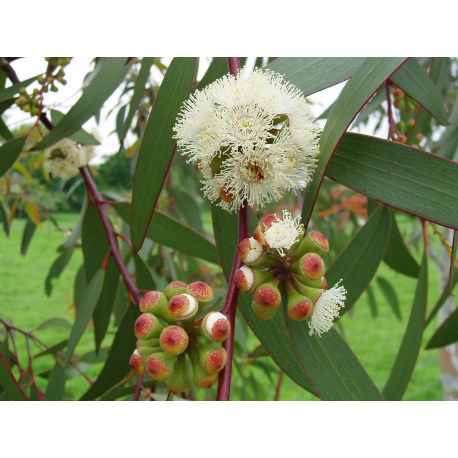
[0,212,446,400]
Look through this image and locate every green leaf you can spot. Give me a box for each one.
[131,57,198,253]
[116,105,127,142]
[383,209,420,278]
[113,281,129,327]
[0,135,26,178]
[0,116,14,141]
[450,232,458,293]
[196,57,228,90]
[426,306,458,349]
[267,57,365,96]
[326,206,391,314]
[34,58,133,150]
[166,185,204,234]
[353,86,387,126]
[115,202,219,264]
[376,277,402,321]
[82,202,110,283]
[45,249,73,296]
[425,278,458,328]
[383,251,428,400]
[34,339,68,358]
[301,57,408,226]
[65,269,105,364]
[390,58,448,126]
[0,353,28,400]
[79,305,140,400]
[133,254,157,290]
[21,217,37,256]
[120,57,155,143]
[45,362,66,401]
[327,132,458,231]
[93,257,120,353]
[0,75,38,102]
[50,110,100,145]
[34,318,72,332]
[366,285,378,318]
[211,204,318,397]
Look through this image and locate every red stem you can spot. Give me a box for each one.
[386,81,395,141]
[133,375,144,401]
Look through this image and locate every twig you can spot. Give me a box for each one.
[133,375,144,401]
[386,81,395,141]
[274,371,284,401]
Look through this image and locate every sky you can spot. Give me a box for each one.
[3,57,380,164]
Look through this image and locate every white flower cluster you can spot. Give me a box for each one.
[43,138,95,181]
[173,68,321,211]
[264,210,304,257]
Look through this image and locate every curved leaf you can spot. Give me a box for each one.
[45,362,66,401]
[21,217,37,256]
[0,353,28,401]
[426,307,458,349]
[45,249,73,297]
[327,132,458,230]
[196,57,228,90]
[34,318,72,332]
[383,251,428,400]
[50,110,100,145]
[133,254,157,290]
[34,58,133,150]
[376,277,402,321]
[131,57,198,253]
[0,135,26,178]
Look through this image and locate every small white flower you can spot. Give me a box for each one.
[173,67,321,211]
[264,210,304,256]
[308,281,346,337]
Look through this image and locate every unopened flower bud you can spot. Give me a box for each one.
[190,344,227,375]
[234,265,273,293]
[159,326,189,356]
[164,280,187,299]
[251,301,277,320]
[292,253,325,281]
[320,277,328,290]
[38,75,45,84]
[145,352,176,381]
[294,274,325,289]
[187,281,214,309]
[139,291,173,323]
[291,276,323,303]
[393,100,403,110]
[396,134,407,144]
[393,89,404,100]
[416,133,424,142]
[168,294,198,320]
[253,280,281,311]
[395,121,405,133]
[238,237,265,266]
[199,312,231,342]
[285,281,314,322]
[292,231,329,259]
[129,349,145,375]
[166,353,192,394]
[188,349,219,388]
[51,84,58,92]
[134,313,165,340]
[136,345,161,361]
[405,98,416,114]
[136,337,159,348]
[253,224,266,245]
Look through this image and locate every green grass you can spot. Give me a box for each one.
[0,212,447,400]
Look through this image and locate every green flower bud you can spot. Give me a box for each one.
[396,134,407,144]
[136,337,159,348]
[51,85,58,93]
[291,231,329,259]
[405,98,416,114]
[393,88,404,100]
[189,343,227,375]
[234,265,272,293]
[134,313,165,340]
[136,345,161,361]
[164,280,187,299]
[166,353,192,394]
[129,350,145,375]
[285,280,313,322]
[395,121,405,134]
[294,274,325,289]
[253,280,281,311]
[159,325,189,356]
[291,276,323,303]
[139,291,174,323]
[291,253,325,281]
[196,312,231,342]
[145,352,176,382]
[187,281,214,309]
[416,133,424,142]
[393,100,403,110]
[188,348,219,388]
[251,301,277,320]
[168,293,198,321]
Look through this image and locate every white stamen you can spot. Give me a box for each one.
[240,265,255,290]
[264,210,304,256]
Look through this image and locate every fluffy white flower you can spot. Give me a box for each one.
[43,139,95,180]
[264,210,304,256]
[308,281,346,337]
[173,67,321,211]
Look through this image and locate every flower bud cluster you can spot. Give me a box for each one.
[43,138,95,180]
[235,211,346,337]
[130,281,231,393]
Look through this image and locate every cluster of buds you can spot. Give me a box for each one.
[392,86,423,148]
[235,211,346,337]
[130,281,231,394]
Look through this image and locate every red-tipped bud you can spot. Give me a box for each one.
[164,280,187,300]
[238,237,265,266]
[200,312,231,342]
[166,354,192,394]
[393,100,403,109]
[294,274,324,289]
[134,313,165,340]
[286,280,314,322]
[129,350,145,375]
[416,133,424,142]
[188,348,219,388]
[393,89,404,100]
[396,134,407,144]
[136,345,161,360]
[199,345,227,374]
[234,265,273,293]
[292,231,329,259]
[253,224,266,245]
[291,276,324,303]
[187,282,213,309]
[293,253,325,281]
[253,281,281,311]
[395,121,405,133]
[261,214,282,229]
[159,326,189,356]
[251,301,277,320]
[139,291,173,323]
[168,294,198,320]
[145,352,176,381]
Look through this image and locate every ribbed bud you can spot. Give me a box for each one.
[291,276,323,303]
[129,350,145,375]
[168,294,198,320]
[253,280,281,311]
[166,354,192,394]
[200,312,231,342]
[292,253,325,281]
[292,231,329,259]
[252,301,277,320]
[188,349,219,388]
[145,352,176,382]
[164,280,188,300]
[192,344,227,374]
[234,265,272,293]
[238,237,265,266]
[159,326,189,356]
[139,291,173,323]
[187,281,214,309]
[134,313,165,340]
[285,281,314,322]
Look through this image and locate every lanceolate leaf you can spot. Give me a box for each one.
[45,362,66,401]
[327,133,458,230]
[326,206,391,314]
[0,75,38,102]
[301,57,408,227]
[0,135,26,178]
[425,278,458,328]
[79,305,139,400]
[0,116,14,141]
[390,58,448,126]
[120,57,155,143]
[65,269,105,363]
[50,110,100,145]
[131,57,198,253]
[0,353,28,401]
[21,217,37,256]
[267,57,365,96]
[133,254,157,290]
[426,306,458,349]
[196,57,228,90]
[376,277,402,321]
[115,202,219,264]
[383,251,428,400]
[35,58,133,150]
[45,249,73,297]
[450,232,458,293]
[383,209,420,278]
